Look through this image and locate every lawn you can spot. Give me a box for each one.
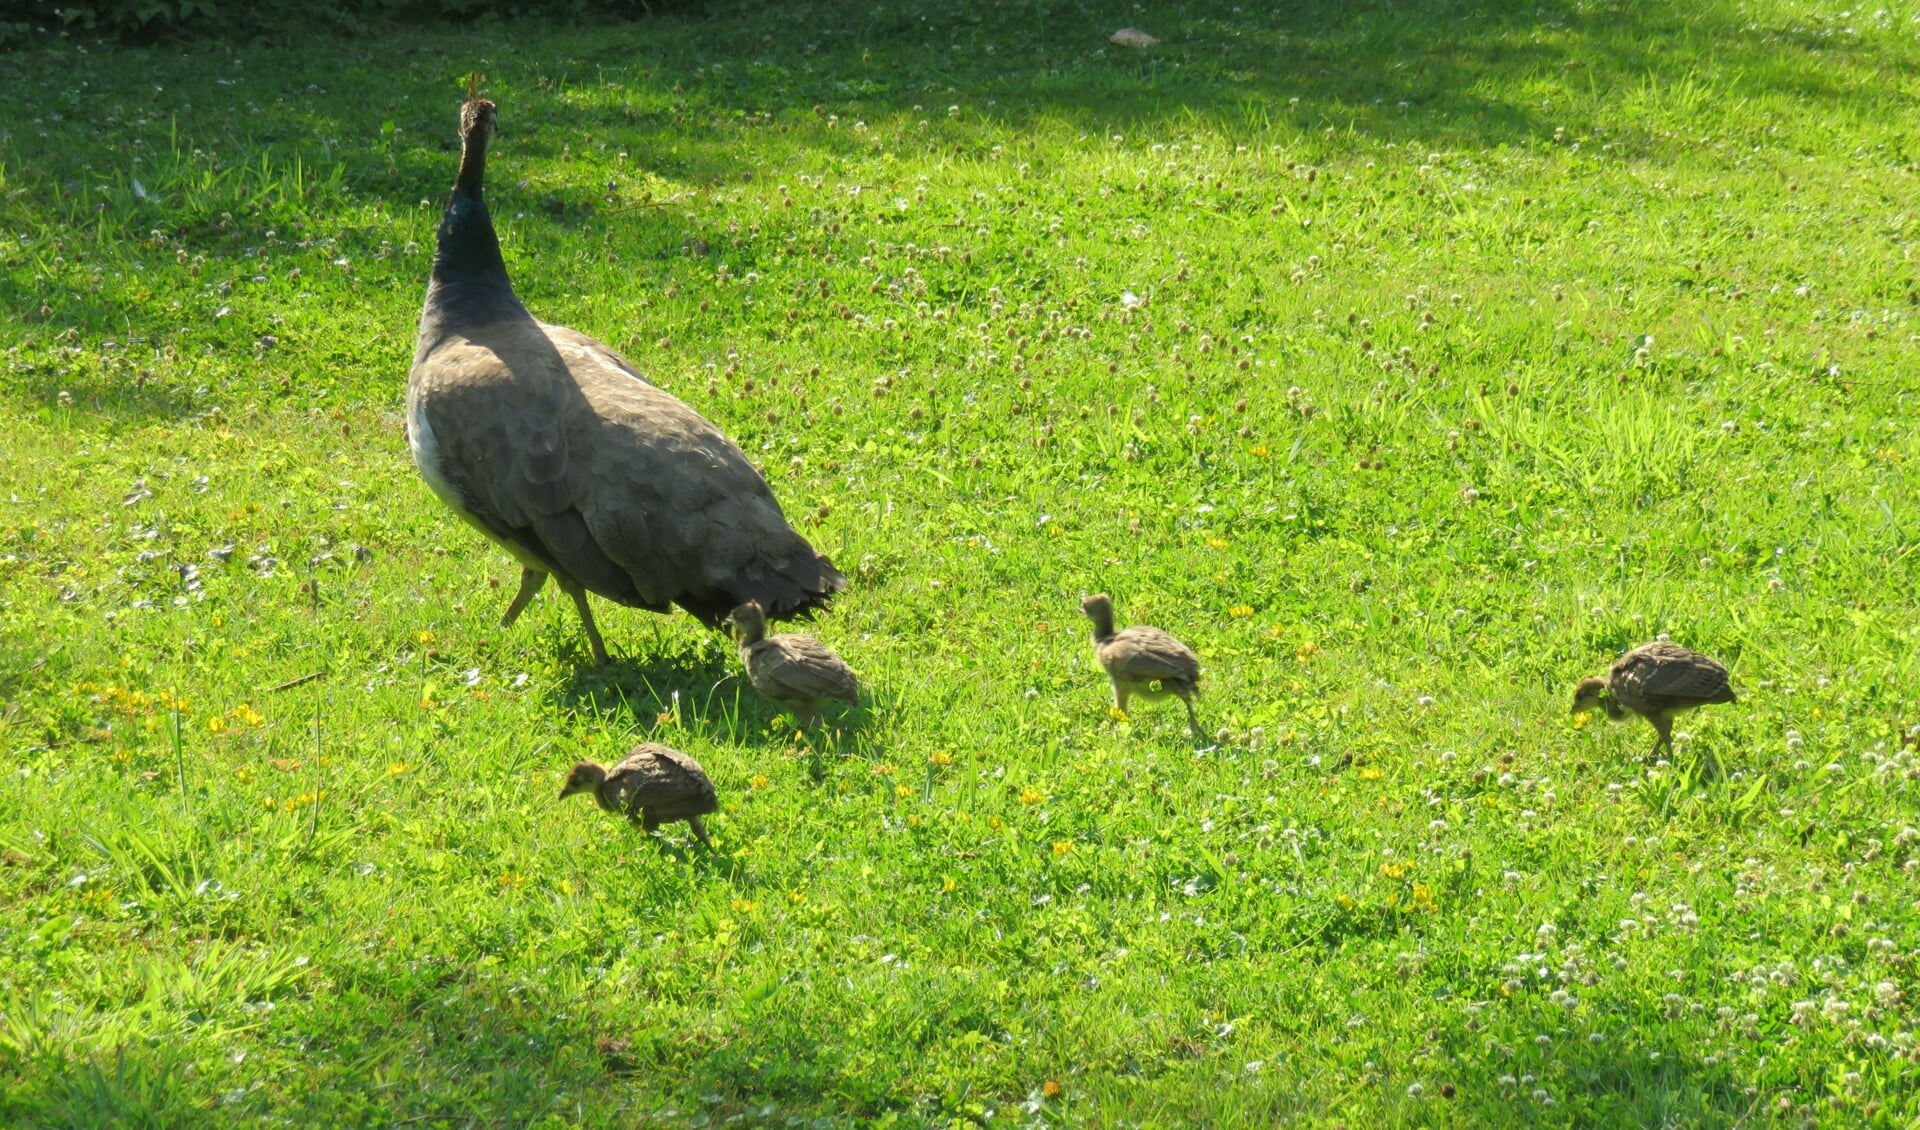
[2,0,1918,1125]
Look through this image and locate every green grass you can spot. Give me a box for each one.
[2,0,1918,1124]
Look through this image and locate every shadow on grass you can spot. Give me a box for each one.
[541,614,873,756]
[2,0,1910,418]
[5,1045,195,1130]
[549,623,735,715]
[0,981,1772,1127]
[1446,1036,1764,1125]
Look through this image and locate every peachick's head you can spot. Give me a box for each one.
[558,760,607,800]
[1571,676,1608,715]
[1080,593,1116,636]
[726,600,769,645]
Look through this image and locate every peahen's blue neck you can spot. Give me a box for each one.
[421,128,525,335]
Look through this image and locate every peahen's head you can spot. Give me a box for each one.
[451,75,499,199]
[460,98,497,147]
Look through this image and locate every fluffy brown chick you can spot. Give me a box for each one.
[559,743,718,848]
[728,600,859,727]
[1572,640,1736,758]
[1081,593,1203,736]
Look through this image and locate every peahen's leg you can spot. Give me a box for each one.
[501,567,546,626]
[560,582,611,666]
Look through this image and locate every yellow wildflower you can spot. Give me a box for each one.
[1206,537,1229,549]
[1229,605,1254,618]
[895,784,914,799]
[928,751,954,766]
[750,774,772,789]
[389,762,409,777]
[1051,841,1072,856]
[1018,787,1045,805]
[1359,767,1385,781]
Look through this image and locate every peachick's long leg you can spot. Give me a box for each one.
[1648,715,1674,759]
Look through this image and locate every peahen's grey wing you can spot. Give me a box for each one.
[553,327,846,625]
[408,319,658,609]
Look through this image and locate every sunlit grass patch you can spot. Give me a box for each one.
[1,0,1918,1124]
